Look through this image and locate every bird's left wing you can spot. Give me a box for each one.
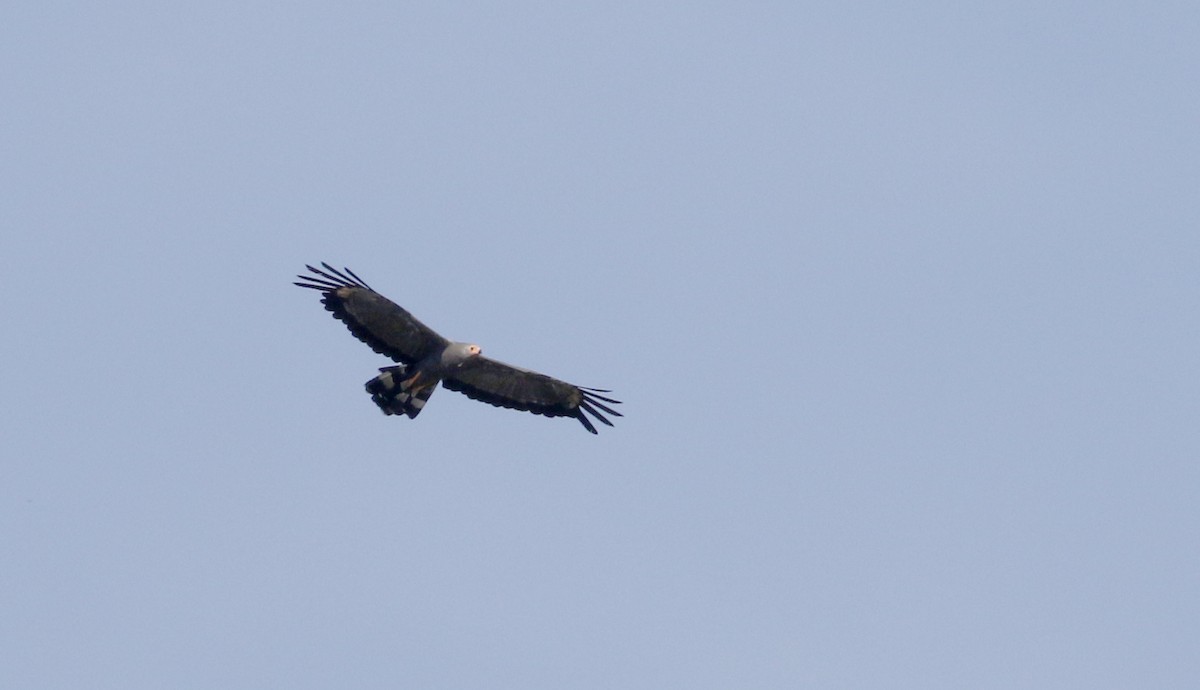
[295,263,448,365]
[443,357,622,434]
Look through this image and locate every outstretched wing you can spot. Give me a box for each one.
[443,357,622,434]
[295,263,448,365]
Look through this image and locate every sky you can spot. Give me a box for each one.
[2,2,1198,687]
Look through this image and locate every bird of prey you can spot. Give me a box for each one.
[295,263,621,434]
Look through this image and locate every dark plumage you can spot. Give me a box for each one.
[296,263,621,434]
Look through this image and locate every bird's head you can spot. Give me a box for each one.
[443,341,483,368]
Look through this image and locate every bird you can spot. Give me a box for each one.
[295,263,621,434]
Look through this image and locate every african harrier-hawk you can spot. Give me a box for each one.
[296,263,621,434]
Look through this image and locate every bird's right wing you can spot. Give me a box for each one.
[295,263,448,365]
[443,356,621,434]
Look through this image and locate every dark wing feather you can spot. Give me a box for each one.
[295,263,448,365]
[443,357,622,434]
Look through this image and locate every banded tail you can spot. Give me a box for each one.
[365,365,437,419]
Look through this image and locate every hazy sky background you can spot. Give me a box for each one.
[3,2,1197,687]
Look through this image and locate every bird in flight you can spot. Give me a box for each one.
[295,263,621,434]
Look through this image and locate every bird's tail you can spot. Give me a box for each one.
[365,365,436,419]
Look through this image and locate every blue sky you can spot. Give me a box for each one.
[3,2,1197,687]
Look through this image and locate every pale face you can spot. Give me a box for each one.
[442,342,483,368]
